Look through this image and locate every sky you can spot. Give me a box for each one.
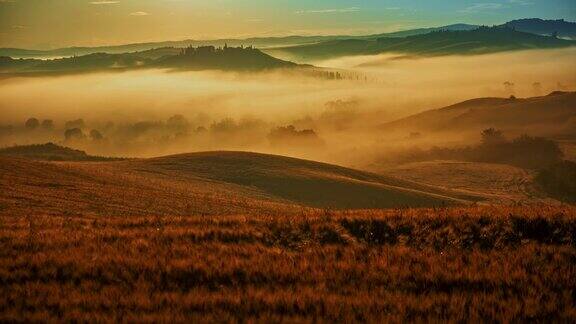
[0,0,575,49]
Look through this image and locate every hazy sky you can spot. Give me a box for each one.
[1,0,575,49]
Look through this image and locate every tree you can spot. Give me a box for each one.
[267,125,324,147]
[65,119,85,130]
[481,128,506,146]
[25,118,40,130]
[64,128,85,141]
[41,119,55,130]
[89,129,104,141]
[503,81,515,95]
[167,114,190,132]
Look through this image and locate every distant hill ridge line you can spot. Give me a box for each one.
[267,26,576,62]
[0,45,304,74]
[381,91,576,134]
[1,18,574,58]
[2,27,575,74]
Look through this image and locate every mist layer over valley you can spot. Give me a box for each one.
[1,48,575,169]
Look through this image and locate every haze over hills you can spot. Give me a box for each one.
[0,23,480,59]
[0,46,300,74]
[382,91,576,137]
[2,26,574,74]
[1,18,573,59]
[268,27,576,62]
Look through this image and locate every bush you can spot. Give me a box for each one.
[398,130,564,170]
[536,160,576,202]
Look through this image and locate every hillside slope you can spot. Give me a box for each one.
[0,24,479,59]
[0,143,120,161]
[268,27,576,62]
[377,160,552,204]
[0,151,466,217]
[503,18,576,39]
[157,46,297,71]
[0,46,300,74]
[382,91,576,136]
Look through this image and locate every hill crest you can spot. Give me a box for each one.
[0,150,469,217]
[382,91,576,135]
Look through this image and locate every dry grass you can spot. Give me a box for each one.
[378,160,554,204]
[1,205,575,322]
[0,152,465,219]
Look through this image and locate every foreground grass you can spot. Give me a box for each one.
[1,206,575,322]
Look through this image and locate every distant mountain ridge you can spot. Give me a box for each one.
[267,26,576,62]
[504,18,576,39]
[3,18,572,59]
[0,24,479,59]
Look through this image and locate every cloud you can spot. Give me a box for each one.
[295,7,360,14]
[459,3,504,13]
[508,0,533,5]
[130,11,150,16]
[90,1,119,4]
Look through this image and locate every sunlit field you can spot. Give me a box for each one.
[2,206,575,322]
[1,1,576,321]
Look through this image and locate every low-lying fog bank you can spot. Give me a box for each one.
[1,48,575,167]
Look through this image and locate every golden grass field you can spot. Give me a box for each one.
[1,206,575,322]
[378,160,556,205]
[1,151,575,321]
[0,152,471,218]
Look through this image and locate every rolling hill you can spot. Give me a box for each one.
[156,46,298,71]
[3,19,570,60]
[375,23,479,38]
[503,18,576,39]
[0,143,120,161]
[0,46,300,74]
[267,27,576,62]
[0,23,480,59]
[382,91,576,137]
[377,160,550,204]
[0,150,468,217]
